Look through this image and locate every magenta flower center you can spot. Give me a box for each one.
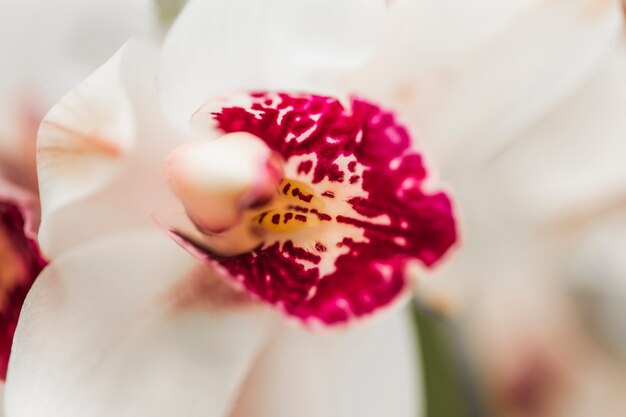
[170,92,457,326]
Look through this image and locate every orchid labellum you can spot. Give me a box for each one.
[2,0,457,416]
[166,92,456,325]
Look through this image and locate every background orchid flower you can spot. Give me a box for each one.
[3,1,459,416]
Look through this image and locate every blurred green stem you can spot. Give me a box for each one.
[413,302,483,417]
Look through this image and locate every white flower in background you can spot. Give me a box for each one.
[3,1,460,416]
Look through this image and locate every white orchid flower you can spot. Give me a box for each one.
[4,0,622,416]
[3,1,460,416]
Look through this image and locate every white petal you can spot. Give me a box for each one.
[158,0,385,130]
[0,0,157,164]
[349,0,623,172]
[431,0,623,170]
[37,42,136,223]
[230,308,420,417]
[37,40,188,259]
[5,231,276,417]
[483,40,626,223]
[346,0,533,100]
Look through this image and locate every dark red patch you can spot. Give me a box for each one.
[297,160,313,175]
[256,211,268,224]
[290,188,313,203]
[181,93,457,325]
[310,209,332,221]
[0,198,47,379]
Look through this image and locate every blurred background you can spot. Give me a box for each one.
[1,1,625,416]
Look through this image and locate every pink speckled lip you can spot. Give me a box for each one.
[170,92,458,326]
[0,188,47,379]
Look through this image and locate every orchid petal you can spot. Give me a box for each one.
[484,41,626,223]
[37,40,189,259]
[0,0,157,166]
[429,0,624,170]
[350,0,624,171]
[37,43,136,230]
[158,0,385,131]
[5,231,275,417]
[230,308,420,417]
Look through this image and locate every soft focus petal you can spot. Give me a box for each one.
[346,0,533,105]
[0,0,157,165]
[425,0,623,170]
[230,307,420,417]
[5,231,275,417]
[37,40,187,258]
[465,272,583,417]
[349,0,624,171]
[37,43,136,234]
[481,38,626,223]
[158,0,385,130]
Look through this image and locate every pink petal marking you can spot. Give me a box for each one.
[172,93,458,326]
[0,180,47,378]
